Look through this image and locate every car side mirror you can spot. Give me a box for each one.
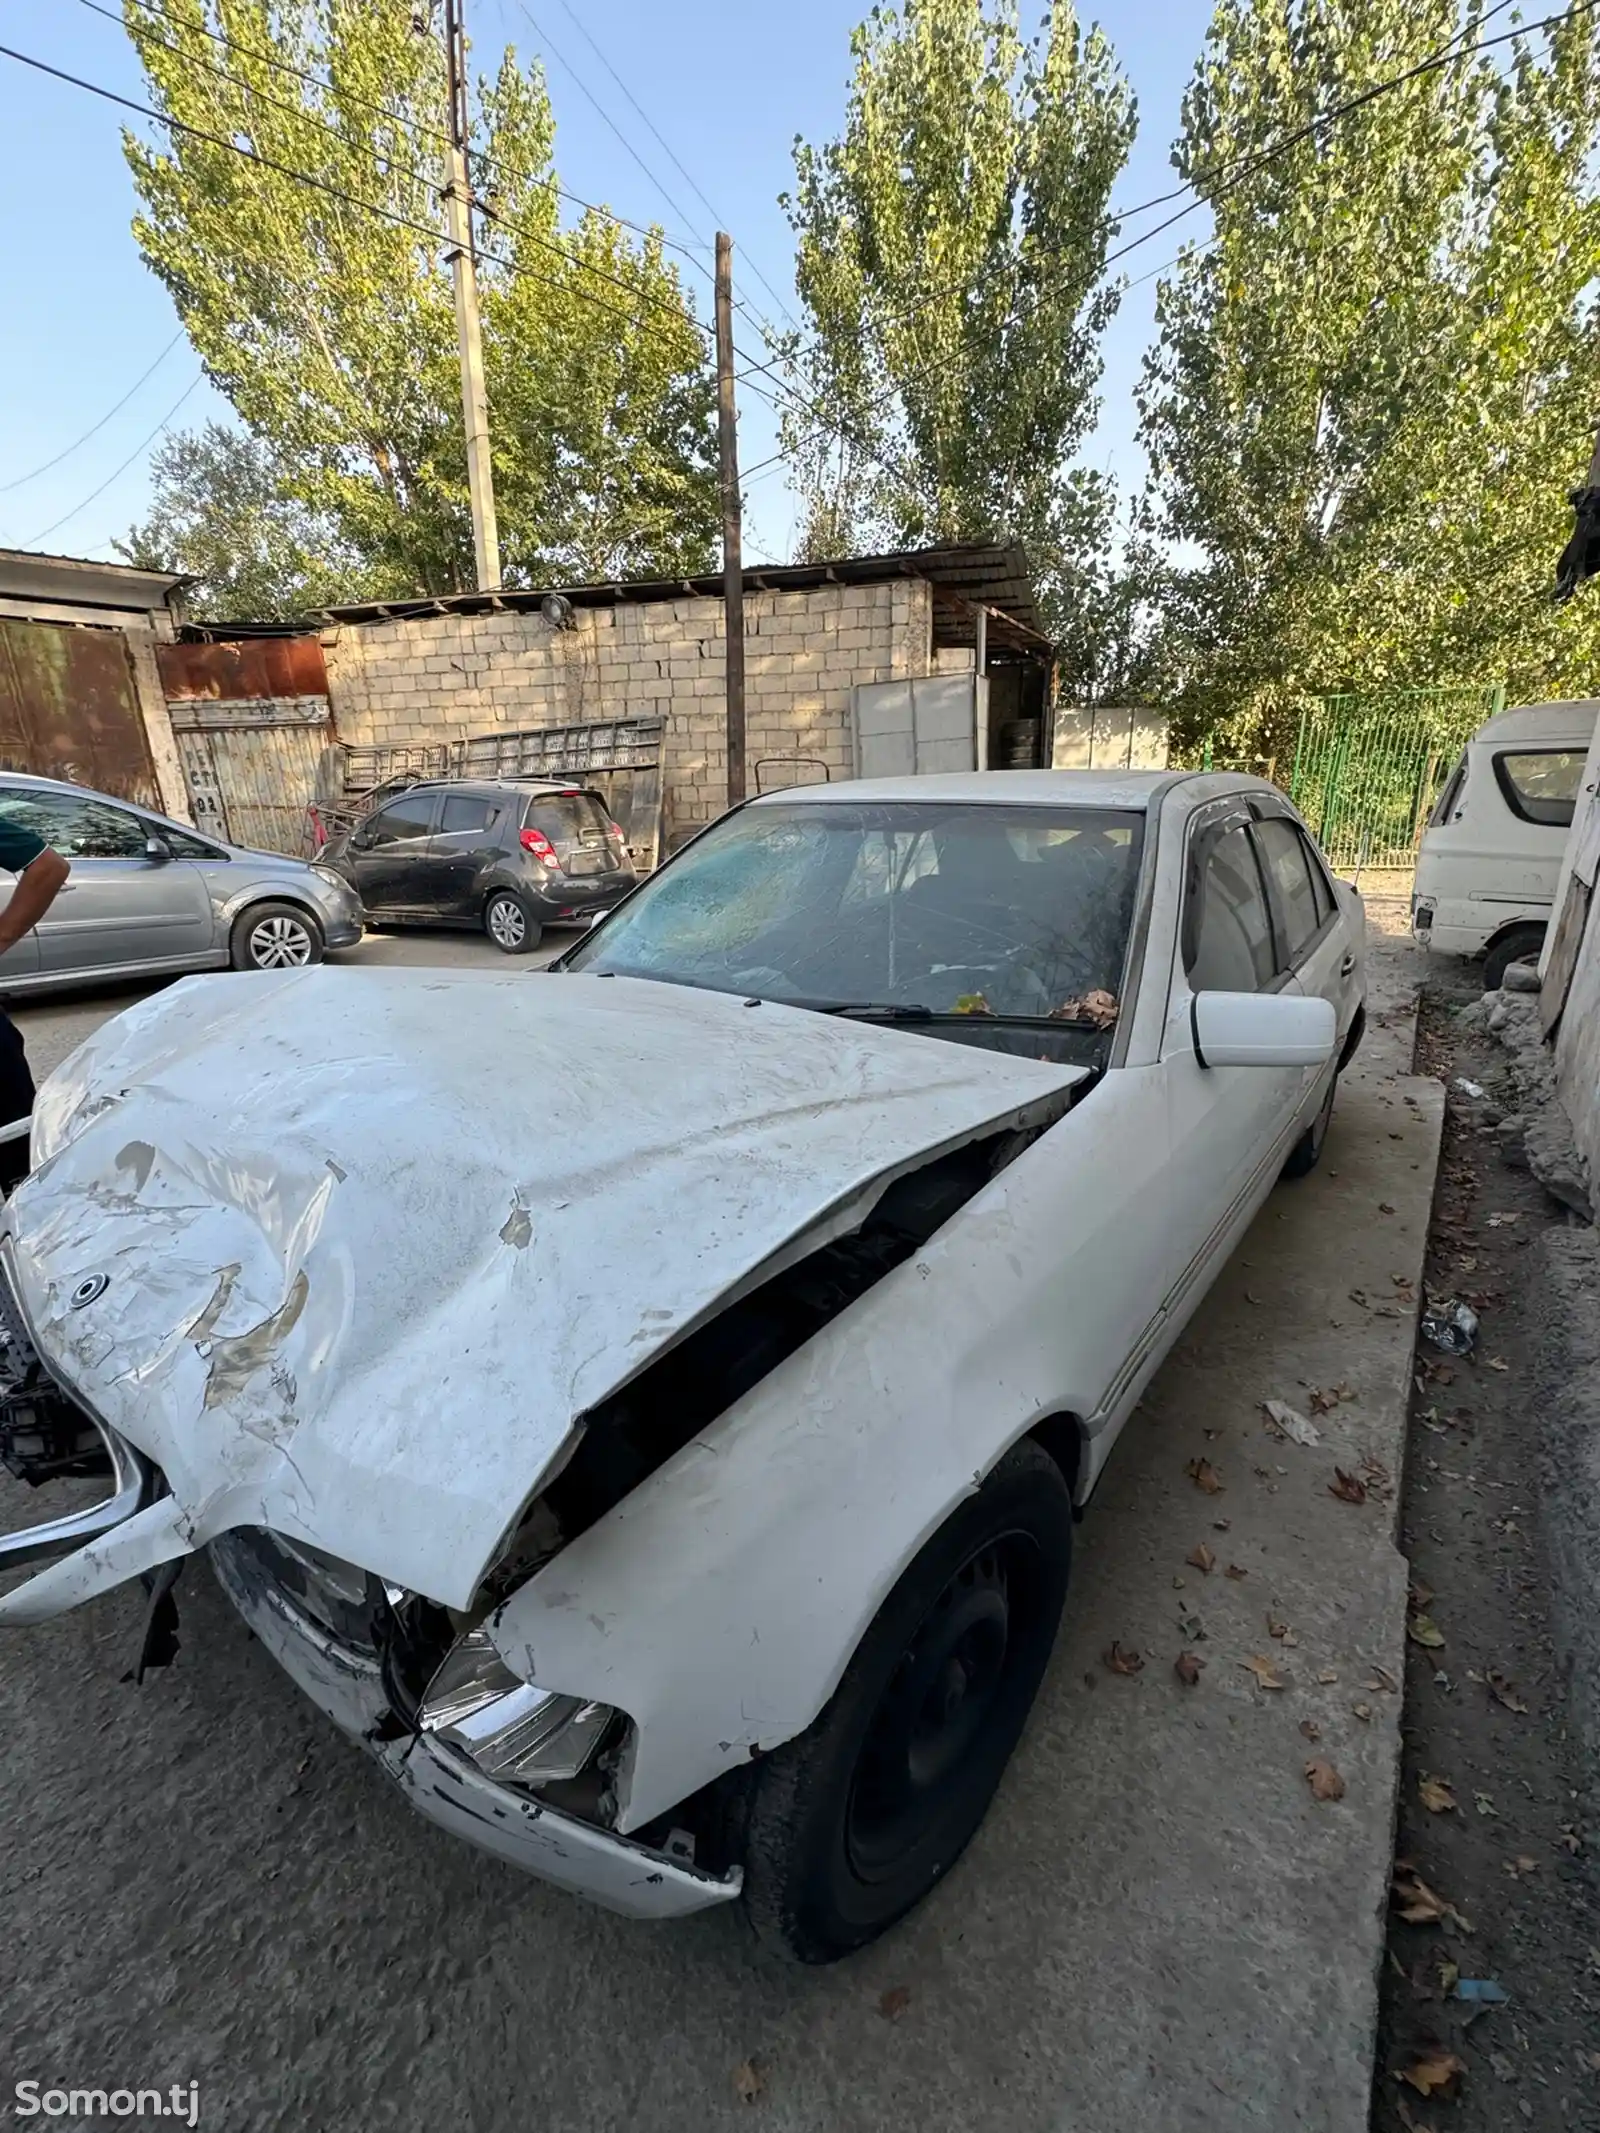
[144,834,172,864]
[1192,989,1337,1069]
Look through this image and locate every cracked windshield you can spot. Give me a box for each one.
[565,802,1142,1053]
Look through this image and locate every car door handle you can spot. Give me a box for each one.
[1340,953,1356,976]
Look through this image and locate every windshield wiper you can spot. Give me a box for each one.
[825,1004,1107,1031]
[817,1001,934,1020]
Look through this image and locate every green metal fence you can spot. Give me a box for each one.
[1285,685,1505,871]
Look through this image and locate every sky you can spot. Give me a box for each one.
[0,0,1216,571]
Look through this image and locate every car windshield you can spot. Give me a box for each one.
[563,800,1145,1057]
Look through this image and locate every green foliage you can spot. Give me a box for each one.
[117,422,385,616]
[781,0,1136,666]
[1139,0,1600,758]
[120,0,717,602]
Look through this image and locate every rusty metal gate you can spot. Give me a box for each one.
[0,618,161,806]
[170,697,333,852]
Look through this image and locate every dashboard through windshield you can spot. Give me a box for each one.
[563,799,1145,1057]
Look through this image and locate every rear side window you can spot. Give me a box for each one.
[1186,823,1277,992]
[0,792,148,858]
[1254,818,1324,964]
[440,794,495,835]
[1429,753,1467,828]
[524,792,611,845]
[1493,750,1584,827]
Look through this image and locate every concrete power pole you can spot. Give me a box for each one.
[443,0,501,592]
[714,232,746,807]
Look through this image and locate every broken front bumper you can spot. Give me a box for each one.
[209,1532,742,1921]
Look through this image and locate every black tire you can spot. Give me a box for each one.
[1282,1067,1337,1179]
[484,889,541,955]
[1482,923,1545,992]
[738,1437,1072,1964]
[229,900,324,972]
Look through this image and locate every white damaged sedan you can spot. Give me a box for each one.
[0,770,1363,1962]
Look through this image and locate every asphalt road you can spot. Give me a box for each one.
[0,904,1440,2133]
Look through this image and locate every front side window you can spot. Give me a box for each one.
[1254,817,1323,964]
[0,792,148,858]
[1493,750,1584,828]
[363,793,436,846]
[564,801,1145,1051]
[160,824,226,859]
[1185,823,1277,992]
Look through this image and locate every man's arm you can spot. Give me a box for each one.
[0,849,69,955]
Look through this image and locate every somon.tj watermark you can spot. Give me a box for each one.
[13,2086,199,2124]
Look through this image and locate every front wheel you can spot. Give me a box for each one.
[485,890,541,955]
[230,901,324,972]
[1282,1067,1337,1178]
[738,1438,1072,1963]
[1482,923,1545,992]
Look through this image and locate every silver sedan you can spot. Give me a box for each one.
[0,773,363,993]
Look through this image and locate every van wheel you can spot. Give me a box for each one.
[1482,924,1544,992]
[738,1439,1072,1964]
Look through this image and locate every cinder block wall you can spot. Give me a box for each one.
[322,580,933,845]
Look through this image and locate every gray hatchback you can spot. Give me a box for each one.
[322,778,637,952]
[0,773,364,994]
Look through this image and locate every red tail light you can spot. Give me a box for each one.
[520,827,558,865]
[605,820,626,847]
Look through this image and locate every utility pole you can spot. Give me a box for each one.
[442,0,500,591]
[714,231,746,807]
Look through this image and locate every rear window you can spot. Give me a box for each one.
[1493,750,1584,828]
[524,792,611,846]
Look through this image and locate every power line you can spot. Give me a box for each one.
[22,372,205,546]
[0,328,183,492]
[81,0,722,348]
[546,0,802,335]
[94,0,713,270]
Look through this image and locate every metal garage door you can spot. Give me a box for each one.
[170,697,332,853]
[0,618,161,806]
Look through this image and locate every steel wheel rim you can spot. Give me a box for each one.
[249,915,313,968]
[489,897,525,947]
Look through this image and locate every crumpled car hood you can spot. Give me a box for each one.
[8,967,1084,1609]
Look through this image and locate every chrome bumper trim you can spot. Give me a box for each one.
[0,1415,154,1569]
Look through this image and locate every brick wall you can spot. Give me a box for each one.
[321,579,933,843]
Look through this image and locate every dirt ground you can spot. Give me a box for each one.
[1372,964,1600,2132]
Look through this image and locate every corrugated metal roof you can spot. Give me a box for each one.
[316,541,1051,652]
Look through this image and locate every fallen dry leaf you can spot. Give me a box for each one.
[1392,1867,1473,1932]
[1267,1616,1299,1645]
[1400,2051,1464,2100]
[1262,1398,1320,1445]
[1366,1665,1400,1694]
[1418,1774,1457,1814]
[1353,1702,1373,1722]
[1174,1650,1204,1686]
[1299,1719,1321,1741]
[1474,1792,1499,1818]
[1225,1563,1249,1579]
[1408,1614,1446,1650]
[1185,1456,1224,1494]
[1506,1854,1539,1877]
[733,2059,766,2105]
[1305,1758,1346,1802]
[1104,1640,1144,1676]
[1240,1654,1286,1690]
[1329,1468,1368,1505]
[1485,1356,1510,1372]
[877,1986,911,2022]
[1379,1201,1396,1215]
[1486,1669,1529,1713]
[1317,1668,1340,1685]
[1186,1542,1216,1574]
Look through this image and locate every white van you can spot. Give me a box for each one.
[1413,698,1597,986]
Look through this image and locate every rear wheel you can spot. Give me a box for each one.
[1482,923,1545,992]
[484,890,541,954]
[738,1438,1072,1964]
[230,901,324,972]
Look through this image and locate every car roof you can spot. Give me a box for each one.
[1471,699,1598,748]
[743,768,1222,812]
[401,778,598,799]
